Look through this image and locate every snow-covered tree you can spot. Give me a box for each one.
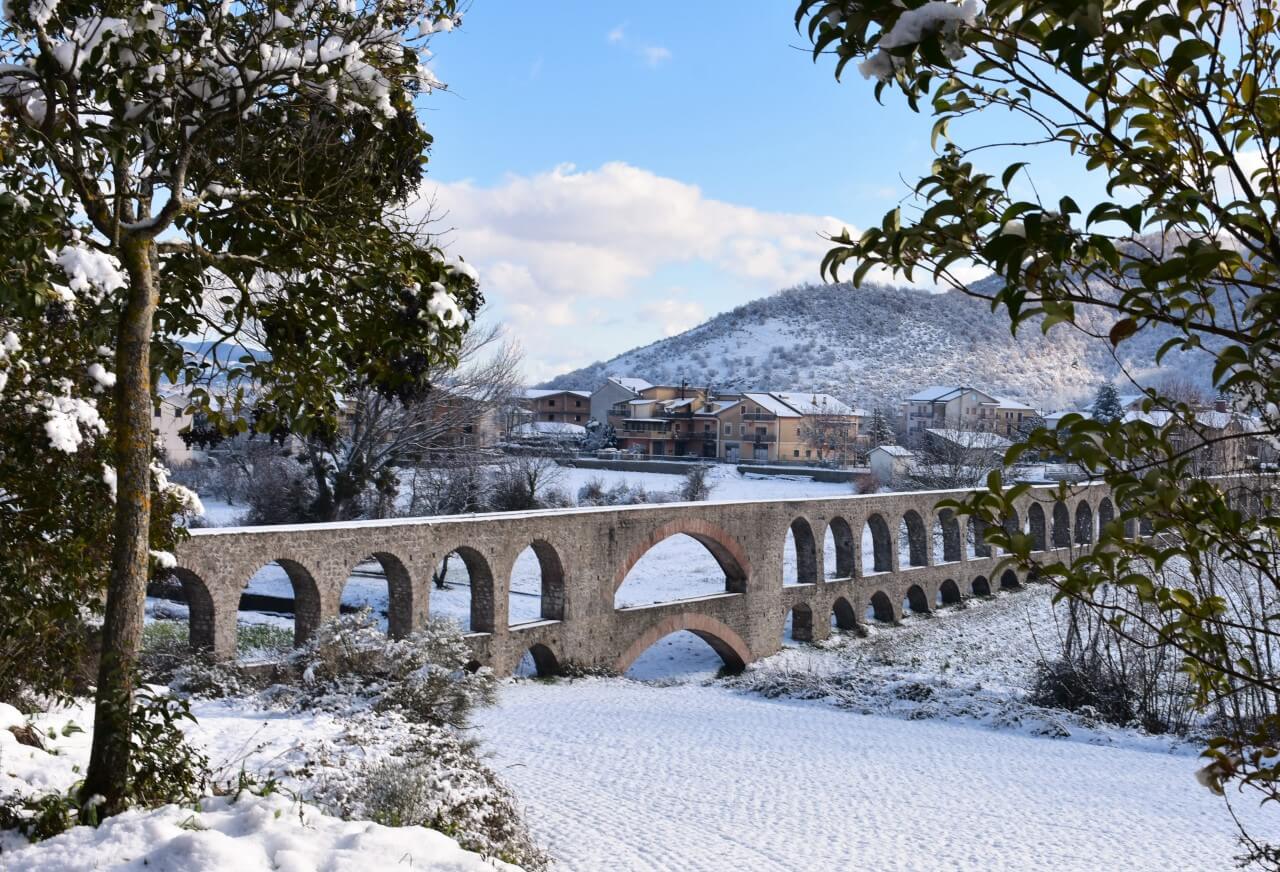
[1090,385,1124,424]
[1,0,478,812]
[867,407,894,447]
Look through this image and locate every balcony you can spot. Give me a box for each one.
[751,434,777,444]
[741,412,776,421]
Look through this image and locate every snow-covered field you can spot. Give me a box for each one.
[473,586,1271,871]
[475,679,1248,872]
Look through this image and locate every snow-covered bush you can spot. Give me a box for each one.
[281,612,496,730]
[311,725,549,870]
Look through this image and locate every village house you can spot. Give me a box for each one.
[520,388,592,427]
[607,384,865,463]
[589,376,653,425]
[901,385,1039,443]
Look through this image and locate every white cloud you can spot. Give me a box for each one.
[422,162,857,381]
[607,23,671,68]
[640,45,672,66]
[641,299,707,337]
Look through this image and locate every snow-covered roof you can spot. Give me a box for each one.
[664,397,698,410]
[870,444,915,457]
[1123,409,1239,430]
[523,388,590,400]
[623,417,673,424]
[987,395,1036,412]
[906,385,965,403]
[512,421,586,436]
[925,428,1014,450]
[743,393,801,417]
[608,376,653,393]
[627,398,651,405]
[771,392,858,417]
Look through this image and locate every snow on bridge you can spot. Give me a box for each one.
[171,485,1123,676]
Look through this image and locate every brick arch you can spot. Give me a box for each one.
[785,516,819,585]
[614,612,751,674]
[611,519,750,595]
[338,550,417,638]
[168,566,216,651]
[509,539,568,623]
[240,557,323,647]
[433,544,495,633]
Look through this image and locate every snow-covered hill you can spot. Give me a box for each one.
[544,281,1216,411]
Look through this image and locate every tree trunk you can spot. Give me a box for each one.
[81,238,158,813]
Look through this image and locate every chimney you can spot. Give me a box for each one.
[1214,395,1228,413]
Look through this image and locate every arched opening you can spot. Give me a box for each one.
[615,532,744,608]
[339,552,414,638]
[934,509,961,564]
[1140,516,1154,538]
[904,584,930,614]
[514,643,560,678]
[867,590,895,623]
[784,603,814,644]
[824,517,856,579]
[1075,502,1094,545]
[1098,497,1116,535]
[509,540,566,626]
[937,578,962,606]
[1028,503,1047,552]
[862,514,893,574]
[968,516,992,558]
[1052,501,1072,548]
[1001,509,1021,553]
[237,559,322,659]
[999,569,1021,590]
[151,567,217,652]
[430,546,495,633]
[899,510,928,568]
[618,615,750,680]
[972,575,991,597]
[783,518,819,586]
[831,596,858,632]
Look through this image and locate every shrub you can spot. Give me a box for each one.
[1028,658,1136,728]
[311,725,549,871]
[284,611,496,729]
[678,465,714,502]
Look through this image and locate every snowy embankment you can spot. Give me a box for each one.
[0,699,521,871]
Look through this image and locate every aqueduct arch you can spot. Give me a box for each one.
[171,482,1113,676]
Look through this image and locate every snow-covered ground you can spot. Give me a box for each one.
[474,679,1251,872]
[0,699,517,871]
[470,585,1272,871]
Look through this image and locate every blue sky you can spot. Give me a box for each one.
[415,3,1097,381]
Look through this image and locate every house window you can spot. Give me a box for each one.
[575,400,581,407]
[462,424,474,434]
[549,399,556,406]
[793,450,800,457]
[724,425,731,435]
[574,415,581,422]
[805,450,812,458]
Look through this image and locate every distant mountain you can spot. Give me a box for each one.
[542,282,1216,412]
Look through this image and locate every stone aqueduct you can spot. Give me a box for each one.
[171,483,1123,676]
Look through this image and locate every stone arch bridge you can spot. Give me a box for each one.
[172,483,1122,676]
